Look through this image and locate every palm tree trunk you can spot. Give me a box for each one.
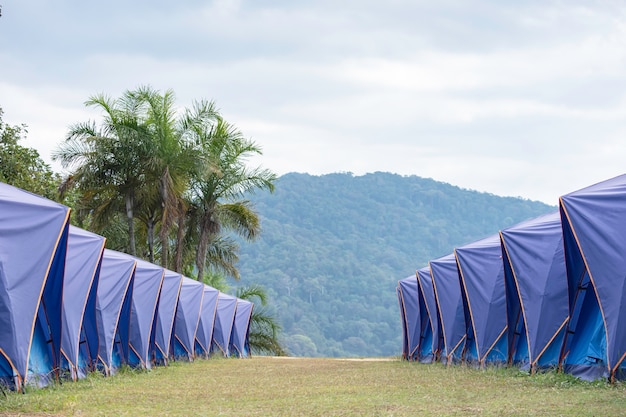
[147,219,155,264]
[125,191,136,256]
[159,168,170,269]
[195,226,209,282]
[174,201,186,273]
[195,210,219,282]
[159,223,169,269]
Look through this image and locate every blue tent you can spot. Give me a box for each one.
[0,183,70,390]
[96,249,136,375]
[230,299,254,358]
[560,174,626,381]
[195,285,219,358]
[212,293,238,357]
[417,266,440,363]
[60,226,105,380]
[397,276,421,361]
[172,277,204,361]
[396,286,406,358]
[456,234,508,365]
[500,212,569,372]
[153,269,183,365]
[128,258,164,369]
[430,253,466,364]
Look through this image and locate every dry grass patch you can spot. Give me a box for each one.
[0,357,625,416]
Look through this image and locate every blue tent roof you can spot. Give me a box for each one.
[230,299,254,358]
[172,277,204,361]
[195,285,219,358]
[96,249,136,375]
[128,259,164,369]
[61,226,105,380]
[560,174,626,381]
[212,293,238,357]
[455,234,508,365]
[430,253,466,363]
[397,276,420,361]
[417,266,439,363]
[0,183,70,390]
[500,212,569,372]
[153,269,183,365]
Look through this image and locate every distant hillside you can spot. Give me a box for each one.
[237,172,554,357]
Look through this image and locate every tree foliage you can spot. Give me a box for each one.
[53,87,275,281]
[187,118,275,281]
[0,106,61,200]
[236,284,287,356]
[53,92,153,256]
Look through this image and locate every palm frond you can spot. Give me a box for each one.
[203,236,240,280]
[235,284,269,305]
[217,201,261,241]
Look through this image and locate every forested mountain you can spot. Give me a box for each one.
[236,172,555,357]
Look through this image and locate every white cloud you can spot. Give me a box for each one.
[1,1,626,204]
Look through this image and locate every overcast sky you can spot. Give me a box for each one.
[1,1,625,204]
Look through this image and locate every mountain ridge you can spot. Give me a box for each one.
[236,171,555,357]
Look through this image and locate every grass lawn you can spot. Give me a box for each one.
[1,357,625,416]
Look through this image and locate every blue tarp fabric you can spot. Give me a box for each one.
[0,183,70,390]
[500,212,569,372]
[417,266,439,363]
[430,253,466,364]
[61,226,105,380]
[230,299,254,358]
[212,293,238,357]
[96,249,136,375]
[153,270,183,365]
[0,180,258,391]
[394,173,626,382]
[397,276,421,361]
[128,259,164,369]
[396,286,406,358]
[173,277,204,361]
[560,174,626,381]
[456,234,508,365]
[195,285,219,358]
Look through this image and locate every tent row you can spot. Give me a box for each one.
[0,182,254,391]
[397,173,626,382]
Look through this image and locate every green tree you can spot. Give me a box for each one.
[54,87,274,278]
[188,118,276,281]
[0,106,61,199]
[54,88,281,337]
[285,334,317,357]
[53,92,150,256]
[131,87,219,268]
[235,284,287,356]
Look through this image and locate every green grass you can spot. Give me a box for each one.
[1,357,625,416]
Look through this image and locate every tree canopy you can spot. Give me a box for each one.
[53,87,276,281]
[0,106,60,200]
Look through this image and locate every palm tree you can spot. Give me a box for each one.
[105,87,220,268]
[189,118,276,281]
[55,87,223,265]
[53,92,150,256]
[130,87,220,268]
[201,270,229,292]
[235,284,287,356]
[55,87,283,355]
